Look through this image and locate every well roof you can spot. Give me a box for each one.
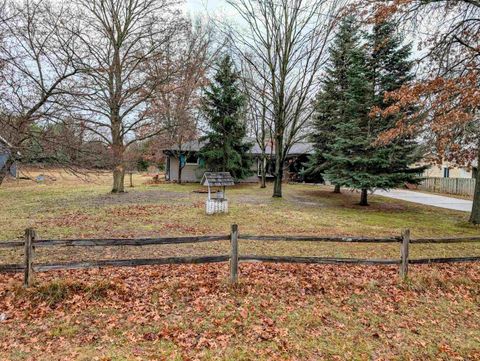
[201,172,235,187]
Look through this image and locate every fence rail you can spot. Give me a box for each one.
[419,177,476,197]
[239,235,401,243]
[0,226,479,286]
[239,255,401,265]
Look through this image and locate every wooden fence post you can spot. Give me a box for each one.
[400,229,410,279]
[230,224,239,284]
[24,228,36,287]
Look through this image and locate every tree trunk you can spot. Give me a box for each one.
[333,184,341,193]
[0,157,14,186]
[260,156,266,188]
[359,188,368,206]
[178,162,183,185]
[273,157,283,197]
[273,135,284,198]
[111,132,125,193]
[112,164,125,193]
[110,36,125,194]
[469,149,480,224]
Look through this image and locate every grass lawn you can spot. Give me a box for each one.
[0,170,479,360]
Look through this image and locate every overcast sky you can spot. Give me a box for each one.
[185,0,221,14]
[184,0,236,19]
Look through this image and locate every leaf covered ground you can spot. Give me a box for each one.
[1,263,479,360]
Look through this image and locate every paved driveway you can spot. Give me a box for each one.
[375,189,473,212]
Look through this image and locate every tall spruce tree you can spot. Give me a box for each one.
[199,56,253,180]
[306,17,369,194]
[319,19,426,206]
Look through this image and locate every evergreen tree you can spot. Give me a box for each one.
[317,19,426,205]
[306,17,369,194]
[199,56,253,180]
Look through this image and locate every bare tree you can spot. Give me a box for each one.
[68,0,181,193]
[145,18,215,184]
[242,59,273,188]
[224,0,346,197]
[0,0,80,185]
[374,0,479,78]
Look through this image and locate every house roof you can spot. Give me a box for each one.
[165,138,314,156]
[201,172,235,187]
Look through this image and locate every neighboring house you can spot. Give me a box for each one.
[417,160,478,197]
[163,139,314,183]
[0,135,17,178]
[421,160,478,179]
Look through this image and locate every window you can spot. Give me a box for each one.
[185,153,199,165]
[443,167,450,178]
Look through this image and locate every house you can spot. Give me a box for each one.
[421,160,478,179]
[417,159,478,197]
[0,135,17,178]
[163,139,315,183]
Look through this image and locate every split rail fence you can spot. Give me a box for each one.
[0,225,479,287]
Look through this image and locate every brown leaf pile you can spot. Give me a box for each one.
[0,263,479,360]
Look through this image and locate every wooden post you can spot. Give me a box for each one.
[400,229,410,279]
[230,224,239,284]
[24,228,36,287]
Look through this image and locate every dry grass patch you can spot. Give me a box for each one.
[1,170,479,264]
[1,169,480,360]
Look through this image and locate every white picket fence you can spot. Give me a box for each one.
[419,177,476,197]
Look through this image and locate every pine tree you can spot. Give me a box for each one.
[199,55,253,180]
[362,20,427,204]
[320,18,373,203]
[319,19,426,206]
[306,17,368,194]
